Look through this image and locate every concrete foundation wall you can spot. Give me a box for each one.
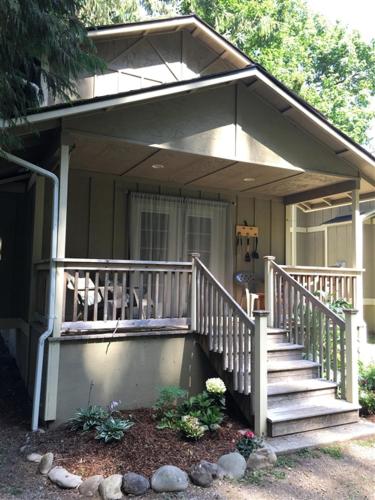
[54,333,214,424]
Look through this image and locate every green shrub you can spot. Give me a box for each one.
[359,362,375,414]
[95,416,134,443]
[154,386,188,417]
[153,378,227,436]
[236,431,264,459]
[70,405,109,432]
[179,415,207,440]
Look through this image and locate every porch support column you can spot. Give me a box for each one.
[344,309,359,405]
[44,143,70,421]
[285,204,297,265]
[351,189,366,351]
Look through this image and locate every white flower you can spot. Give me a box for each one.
[206,378,226,395]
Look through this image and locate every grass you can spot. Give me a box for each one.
[355,438,375,448]
[319,445,343,459]
[275,455,296,468]
[296,447,320,459]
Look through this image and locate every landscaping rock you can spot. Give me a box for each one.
[199,461,225,480]
[151,465,189,492]
[99,474,123,500]
[48,466,82,489]
[38,452,54,475]
[217,452,246,480]
[26,452,43,463]
[189,463,213,487]
[122,472,150,496]
[247,444,277,471]
[79,475,104,497]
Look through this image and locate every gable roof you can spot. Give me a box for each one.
[3,15,375,186]
[87,14,252,70]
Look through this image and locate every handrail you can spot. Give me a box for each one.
[273,262,345,328]
[281,265,363,277]
[194,257,255,329]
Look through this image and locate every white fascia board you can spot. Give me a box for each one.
[3,68,258,127]
[254,71,375,172]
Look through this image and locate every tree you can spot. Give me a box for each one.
[0,0,101,149]
[79,0,140,26]
[177,0,375,145]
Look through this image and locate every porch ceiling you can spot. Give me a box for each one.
[70,134,352,198]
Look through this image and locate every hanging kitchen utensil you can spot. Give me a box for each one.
[251,236,259,259]
[245,237,251,262]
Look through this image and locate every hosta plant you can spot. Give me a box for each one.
[191,406,224,431]
[236,431,264,459]
[70,405,109,432]
[95,416,134,443]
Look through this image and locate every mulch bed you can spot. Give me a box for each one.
[30,409,246,478]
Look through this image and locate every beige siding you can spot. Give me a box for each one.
[66,168,285,283]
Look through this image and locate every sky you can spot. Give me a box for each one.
[306,0,375,42]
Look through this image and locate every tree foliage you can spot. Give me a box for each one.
[0,0,101,148]
[79,0,140,26]
[177,0,375,144]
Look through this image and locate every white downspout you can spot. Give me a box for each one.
[0,150,58,431]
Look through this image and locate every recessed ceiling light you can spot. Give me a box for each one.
[151,164,165,169]
[243,177,255,182]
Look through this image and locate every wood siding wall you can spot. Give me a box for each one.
[64,169,285,288]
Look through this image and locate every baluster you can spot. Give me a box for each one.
[311,305,317,361]
[332,323,338,382]
[219,295,223,352]
[83,271,89,321]
[208,282,213,349]
[73,270,79,321]
[103,271,109,321]
[319,311,324,372]
[288,281,293,341]
[112,271,118,320]
[214,287,219,352]
[129,271,134,320]
[244,323,251,395]
[293,287,298,344]
[325,316,331,380]
[228,307,233,371]
[306,299,311,358]
[139,272,144,319]
[93,271,99,321]
[160,271,165,318]
[233,314,239,391]
[170,272,175,318]
[238,320,244,393]
[282,276,286,329]
[299,291,304,347]
[196,270,201,331]
[223,301,228,368]
[340,324,346,398]
[146,272,152,319]
[121,272,126,320]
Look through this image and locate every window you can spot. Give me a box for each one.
[140,211,169,261]
[186,215,211,265]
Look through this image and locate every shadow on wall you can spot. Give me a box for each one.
[55,334,215,424]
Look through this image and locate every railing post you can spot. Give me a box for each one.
[264,256,275,327]
[191,253,200,331]
[252,310,269,436]
[344,309,359,405]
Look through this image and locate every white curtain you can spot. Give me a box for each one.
[129,192,233,288]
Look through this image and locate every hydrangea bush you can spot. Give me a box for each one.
[206,378,226,395]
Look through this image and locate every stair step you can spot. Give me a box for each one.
[267,398,360,437]
[268,379,337,396]
[267,343,304,361]
[267,360,320,383]
[267,379,337,408]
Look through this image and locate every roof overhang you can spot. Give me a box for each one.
[6,66,375,189]
[87,15,252,69]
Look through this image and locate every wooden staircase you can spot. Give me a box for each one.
[266,328,359,437]
[192,255,361,438]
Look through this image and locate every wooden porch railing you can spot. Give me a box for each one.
[35,259,192,331]
[280,265,361,307]
[265,256,359,402]
[192,255,269,435]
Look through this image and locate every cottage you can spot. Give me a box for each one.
[1,15,374,437]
